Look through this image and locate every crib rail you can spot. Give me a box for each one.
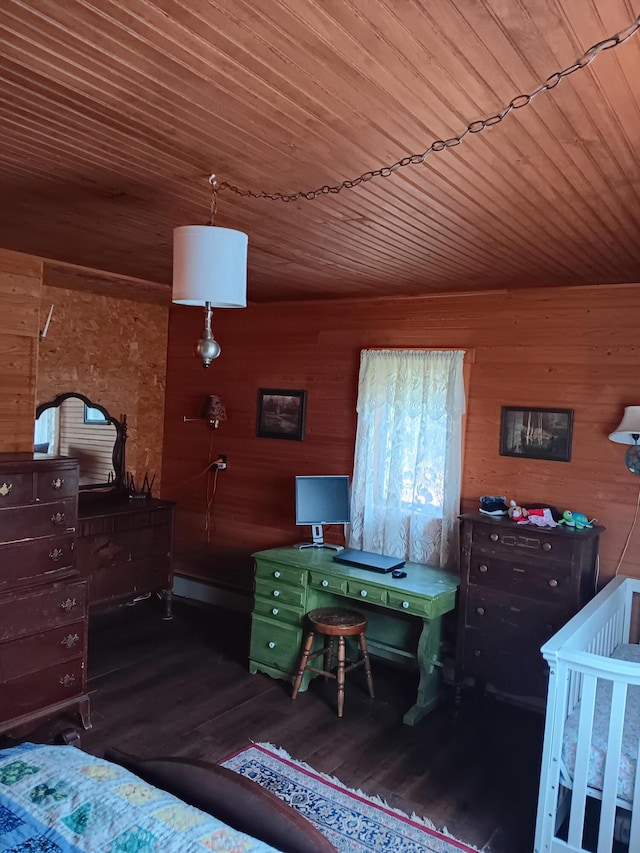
[535,576,640,853]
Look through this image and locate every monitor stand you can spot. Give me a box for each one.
[296,524,345,551]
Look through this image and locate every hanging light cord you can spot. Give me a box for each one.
[614,481,640,576]
[219,14,640,203]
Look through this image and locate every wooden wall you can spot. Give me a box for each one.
[0,249,42,451]
[37,268,169,493]
[163,284,640,592]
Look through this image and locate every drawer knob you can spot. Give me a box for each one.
[402,601,410,609]
[272,608,279,615]
[474,649,482,657]
[542,542,552,552]
[476,606,485,616]
[50,478,65,490]
[50,512,65,526]
[61,633,79,648]
[60,598,77,611]
[49,547,63,561]
[479,564,488,573]
[489,533,499,542]
[0,482,13,497]
[60,673,76,688]
[272,589,280,597]
[548,578,558,588]
[360,590,367,597]
[273,571,281,579]
[321,580,329,588]
[268,641,276,649]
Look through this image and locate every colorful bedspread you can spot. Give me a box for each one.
[0,742,278,852]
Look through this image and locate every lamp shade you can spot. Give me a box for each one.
[173,225,247,307]
[609,406,640,444]
[201,394,227,424]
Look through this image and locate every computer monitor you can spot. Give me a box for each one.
[295,475,350,550]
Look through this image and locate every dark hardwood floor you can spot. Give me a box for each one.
[20,597,545,852]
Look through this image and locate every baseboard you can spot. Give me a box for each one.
[173,575,252,614]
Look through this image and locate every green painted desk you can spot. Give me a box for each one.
[249,547,459,725]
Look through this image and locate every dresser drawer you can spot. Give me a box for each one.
[0,581,86,642]
[0,533,75,589]
[256,560,306,588]
[0,620,85,681]
[35,467,79,502]
[469,555,572,601]
[76,524,171,571]
[0,498,77,542]
[253,597,303,627]
[88,555,171,606]
[250,614,302,674]
[466,588,569,641]
[471,523,575,564]
[463,627,548,698]
[309,571,347,594]
[0,472,34,507]
[255,577,306,608]
[1,657,85,723]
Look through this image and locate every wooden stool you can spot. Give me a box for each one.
[291,607,374,717]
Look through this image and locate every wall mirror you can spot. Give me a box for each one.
[35,392,127,491]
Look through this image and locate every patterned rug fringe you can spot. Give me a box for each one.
[249,741,480,852]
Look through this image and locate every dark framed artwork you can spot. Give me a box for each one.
[83,404,109,425]
[499,407,574,462]
[256,389,307,440]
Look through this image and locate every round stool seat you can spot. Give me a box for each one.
[306,607,367,636]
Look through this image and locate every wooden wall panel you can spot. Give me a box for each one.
[162,283,640,591]
[0,248,41,451]
[37,274,169,495]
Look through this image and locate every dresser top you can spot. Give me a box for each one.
[459,511,605,538]
[0,453,79,470]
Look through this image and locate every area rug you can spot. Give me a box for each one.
[221,742,479,853]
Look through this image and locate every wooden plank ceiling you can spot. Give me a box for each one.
[1,0,640,302]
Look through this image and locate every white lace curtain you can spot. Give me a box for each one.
[348,349,466,570]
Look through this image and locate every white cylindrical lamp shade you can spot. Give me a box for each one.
[609,406,640,444]
[173,225,248,307]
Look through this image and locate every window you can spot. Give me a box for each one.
[348,349,466,569]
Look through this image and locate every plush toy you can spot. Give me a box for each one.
[508,500,528,522]
[557,510,592,530]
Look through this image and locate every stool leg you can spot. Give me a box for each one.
[324,638,335,679]
[358,633,375,698]
[337,635,346,717]
[292,631,315,700]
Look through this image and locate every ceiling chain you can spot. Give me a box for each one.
[218,13,640,203]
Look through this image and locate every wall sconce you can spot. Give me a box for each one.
[184,395,227,430]
[609,406,640,474]
[172,176,248,368]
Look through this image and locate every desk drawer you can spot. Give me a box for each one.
[253,596,303,627]
[255,561,306,588]
[250,614,301,674]
[346,581,387,605]
[255,577,305,608]
[309,572,347,594]
[387,590,439,618]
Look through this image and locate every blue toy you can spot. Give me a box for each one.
[558,510,592,530]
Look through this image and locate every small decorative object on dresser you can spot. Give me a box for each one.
[0,452,90,736]
[455,512,604,709]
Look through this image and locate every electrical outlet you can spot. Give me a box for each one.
[211,454,227,471]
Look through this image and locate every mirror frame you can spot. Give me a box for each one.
[35,392,127,492]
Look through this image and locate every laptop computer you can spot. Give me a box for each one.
[333,549,405,573]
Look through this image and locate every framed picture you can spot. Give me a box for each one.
[257,389,306,441]
[499,407,574,462]
[83,404,109,425]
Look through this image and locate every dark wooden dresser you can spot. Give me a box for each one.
[0,453,90,735]
[455,512,604,708]
[76,498,175,617]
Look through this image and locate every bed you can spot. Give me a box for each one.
[534,575,640,853]
[0,741,337,853]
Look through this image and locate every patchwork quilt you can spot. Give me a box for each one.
[0,742,278,853]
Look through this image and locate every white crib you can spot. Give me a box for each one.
[535,575,640,853]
